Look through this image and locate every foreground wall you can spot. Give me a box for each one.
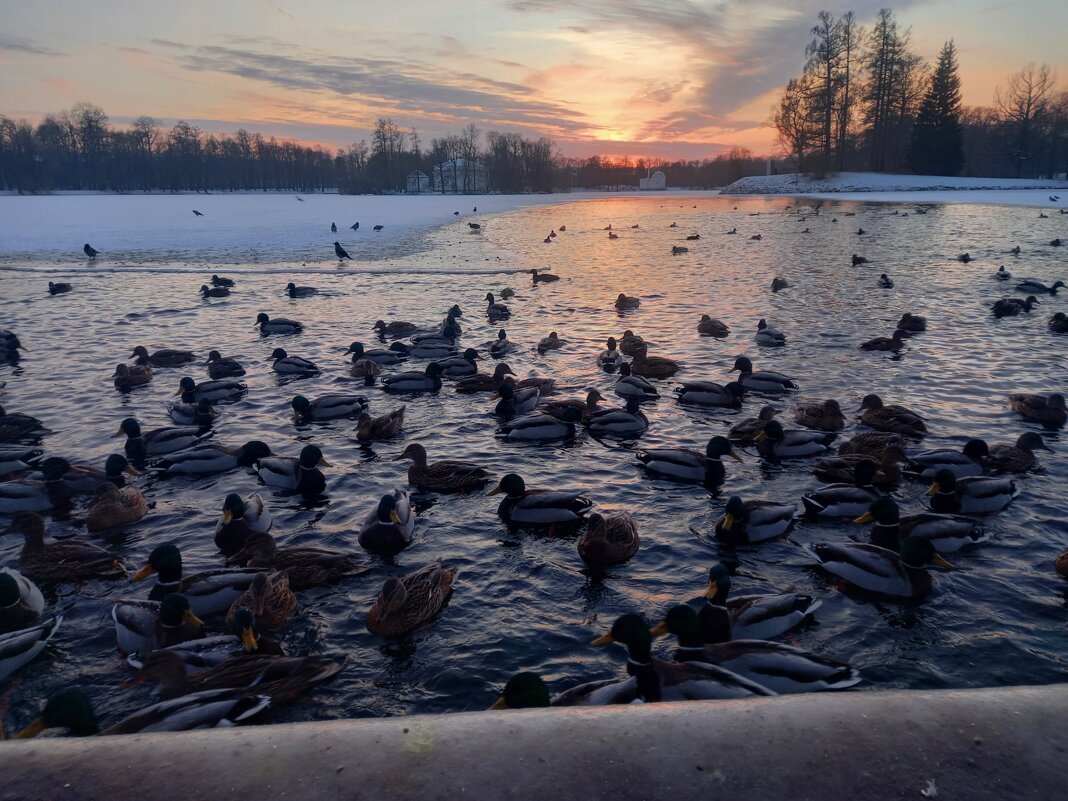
[2,684,1065,801]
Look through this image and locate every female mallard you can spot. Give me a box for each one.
[1049,312,1068,333]
[254,313,302,334]
[489,672,639,708]
[291,393,367,421]
[489,473,592,526]
[801,461,881,518]
[366,562,456,637]
[255,444,329,496]
[992,296,1040,317]
[113,593,205,654]
[904,439,988,479]
[0,405,45,442]
[619,330,646,356]
[225,572,297,631]
[714,496,796,544]
[537,331,565,352]
[271,348,318,375]
[599,337,624,369]
[754,319,786,346]
[593,614,776,701]
[395,442,491,493]
[435,347,481,377]
[1016,279,1065,295]
[813,446,906,488]
[485,293,511,321]
[987,432,1051,472]
[382,362,444,393]
[168,398,216,427]
[132,543,263,616]
[651,605,860,693]
[755,420,834,460]
[284,282,316,298]
[206,351,245,378]
[698,315,730,337]
[701,563,821,642]
[227,533,363,591]
[350,358,382,385]
[160,440,272,475]
[587,398,648,437]
[855,497,988,552]
[630,351,680,379]
[857,394,927,437]
[347,341,409,366]
[0,568,44,634]
[86,482,147,532]
[541,389,604,422]
[926,469,1016,514]
[373,319,418,338]
[358,490,415,555]
[11,512,125,581]
[1010,392,1066,425]
[794,399,845,431]
[0,613,61,683]
[201,284,229,298]
[614,293,640,310]
[530,268,559,284]
[214,492,272,557]
[130,346,195,367]
[729,356,796,392]
[356,406,406,441]
[456,363,515,394]
[897,313,927,332]
[837,431,905,458]
[115,418,207,460]
[860,329,907,351]
[637,436,741,486]
[577,512,639,567]
[113,363,153,389]
[878,273,894,289]
[498,408,581,441]
[493,382,540,418]
[176,376,246,404]
[802,537,953,599]
[728,405,778,444]
[615,362,658,401]
[489,329,517,358]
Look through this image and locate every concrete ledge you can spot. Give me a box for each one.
[2,685,1066,801]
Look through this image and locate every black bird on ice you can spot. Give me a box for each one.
[83,243,98,258]
[334,241,352,260]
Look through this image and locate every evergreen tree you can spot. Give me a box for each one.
[908,40,964,175]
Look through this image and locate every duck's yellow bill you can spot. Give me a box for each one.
[183,609,205,627]
[112,427,125,438]
[241,626,259,652]
[318,458,332,467]
[854,512,874,524]
[488,697,508,710]
[131,564,155,582]
[14,717,46,739]
[704,580,719,600]
[932,554,956,570]
[721,513,734,531]
[753,432,767,442]
[488,487,503,496]
[389,510,401,525]
[125,464,140,476]
[925,483,940,497]
[728,450,743,463]
[221,509,233,525]
[591,633,614,646]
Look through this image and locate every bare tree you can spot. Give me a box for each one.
[995,63,1056,177]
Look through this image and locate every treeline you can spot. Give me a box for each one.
[773,8,1068,178]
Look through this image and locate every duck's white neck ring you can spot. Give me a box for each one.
[0,598,20,609]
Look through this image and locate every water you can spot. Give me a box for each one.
[1,193,1066,728]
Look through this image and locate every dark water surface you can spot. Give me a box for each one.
[1,193,1066,728]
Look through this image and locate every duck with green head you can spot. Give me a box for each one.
[382,362,444,393]
[291,393,367,422]
[489,473,593,527]
[214,492,272,557]
[489,670,640,708]
[802,537,954,599]
[112,592,206,655]
[855,496,988,552]
[801,460,882,518]
[358,490,415,555]
[493,382,539,417]
[160,440,272,475]
[132,542,264,616]
[700,562,822,642]
[715,495,797,545]
[255,445,329,496]
[176,375,246,405]
[115,417,207,461]
[0,457,79,513]
[0,569,43,634]
[926,468,1016,514]
[345,340,407,366]
[636,436,741,486]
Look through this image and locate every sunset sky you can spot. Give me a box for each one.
[2,0,1065,160]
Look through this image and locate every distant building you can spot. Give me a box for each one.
[433,159,488,194]
[639,170,667,190]
[406,170,430,193]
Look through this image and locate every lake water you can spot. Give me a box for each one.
[1,192,1066,727]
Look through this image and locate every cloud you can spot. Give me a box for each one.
[0,33,63,56]
[150,38,189,50]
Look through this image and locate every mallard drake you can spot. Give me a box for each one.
[44,279,70,294]
[993,296,1039,317]
[878,273,894,289]
[356,406,406,441]
[802,537,953,599]
[1016,279,1065,295]
[498,408,581,441]
[614,293,640,309]
[200,284,229,298]
[995,265,1012,281]
[577,512,639,567]
[382,362,443,393]
[132,543,263,616]
[637,436,741,485]
[715,496,796,544]
[456,363,514,394]
[225,572,297,631]
[159,440,272,475]
[857,394,927,437]
[674,380,745,408]
[651,605,860,693]
[860,329,907,351]
[227,533,363,591]
[698,315,730,337]
[214,492,272,557]
[897,313,927,332]
[801,461,882,518]
[729,356,796,392]
[614,362,658,401]
[1010,392,1066,425]
[131,346,195,367]
[86,482,147,532]
[489,329,517,358]
[530,268,559,284]
[176,376,246,404]
[0,330,24,358]
[373,319,418,338]
[291,393,367,421]
[630,351,680,379]
[587,398,648,437]
[1049,312,1068,333]
[490,473,592,526]
[619,330,646,356]
[987,432,1051,472]
[435,347,481,377]
[204,350,245,378]
[113,362,153,388]
[598,338,624,370]
[485,292,511,320]
[0,568,44,634]
[489,672,639,708]
[794,399,845,431]
[771,277,789,292]
[926,469,1016,514]
[405,339,456,359]
[541,389,605,422]
[0,457,78,512]
[0,446,41,476]
[904,439,989,479]
[358,490,415,555]
[254,313,302,334]
[0,406,46,443]
[285,282,317,298]
[15,687,269,737]
[699,563,821,643]
[813,446,906,488]
[754,319,786,346]
[592,614,776,701]
[855,497,988,552]
[755,420,834,460]
[271,348,319,374]
[0,613,61,682]
[255,444,328,496]
[366,562,456,637]
[113,593,206,654]
[537,331,566,352]
[10,512,125,581]
[493,382,540,417]
[115,418,207,460]
[728,405,778,443]
[836,431,904,458]
[395,442,491,493]
[168,399,217,427]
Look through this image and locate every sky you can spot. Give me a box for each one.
[1,0,1065,160]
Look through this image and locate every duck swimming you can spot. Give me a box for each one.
[131,346,195,368]
[255,313,302,334]
[857,394,927,437]
[729,356,797,393]
[255,444,329,496]
[794,399,845,431]
[176,376,246,404]
[291,394,368,421]
[271,348,319,375]
[490,473,592,527]
[366,562,456,638]
[159,440,272,475]
[115,417,208,460]
[855,497,988,553]
[577,512,639,567]
[926,469,1016,514]
[714,495,797,544]
[637,436,741,486]
[1009,392,1066,425]
[802,536,953,599]
[382,362,443,393]
[395,442,492,493]
[358,491,416,555]
[697,315,730,337]
[754,420,834,460]
[132,543,263,616]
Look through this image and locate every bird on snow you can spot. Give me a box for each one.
[334,242,352,260]
[192,210,204,217]
[84,244,98,258]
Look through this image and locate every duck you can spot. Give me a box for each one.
[382,363,444,393]
[226,533,363,591]
[1049,312,1068,333]
[860,329,907,351]
[176,376,246,404]
[857,394,927,437]
[926,469,1016,514]
[214,492,272,557]
[435,347,481,377]
[346,341,409,367]
[489,672,639,708]
[130,346,195,368]
[291,393,367,421]
[113,593,206,655]
[200,284,229,298]
[0,567,44,635]
[358,490,416,555]
[0,330,24,360]
[498,409,581,441]
[728,406,779,444]
[987,432,1051,472]
[896,313,927,332]
[1056,549,1068,578]
[878,273,894,288]
[285,282,317,298]
[0,446,41,476]
[356,406,406,441]
[904,439,989,479]
[592,614,776,702]
[255,445,328,497]
[1010,392,1066,425]
[205,350,246,378]
[130,543,262,616]
[270,348,318,375]
[614,362,658,401]
[113,362,153,389]
[837,431,906,458]
[755,420,834,460]
[651,605,860,693]
[159,440,272,475]
[729,356,796,392]
[995,266,1012,281]
[10,512,125,581]
[577,512,639,567]
[587,398,648,437]
[456,363,515,394]
[802,537,953,599]
[115,418,208,460]
[957,253,972,263]
[405,340,456,359]
[697,315,730,337]
[225,571,297,632]
[493,382,540,417]
[0,460,80,513]
[489,329,517,358]
[754,319,786,346]
[619,330,646,356]
[490,473,593,526]
[801,461,882,518]
[485,293,511,320]
[511,375,556,394]
[349,358,381,386]
[630,351,680,379]
[636,436,741,486]
[855,497,988,553]
[793,399,845,431]
[0,406,46,443]
[700,562,821,642]
[1016,279,1065,295]
[254,313,302,334]
[211,275,235,287]
[614,293,640,310]
[851,254,869,265]
[813,446,907,488]
[541,389,605,422]
[0,613,62,683]
[395,443,491,493]
[537,331,566,352]
[714,495,796,544]
[499,288,516,299]
[530,268,559,284]
[86,482,148,532]
[771,277,789,292]
[598,337,624,369]
[674,379,745,408]
[373,319,418,338]
[366,562,456,637]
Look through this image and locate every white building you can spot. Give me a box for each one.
[406,170,430,193]
[639,170,667,190]
[433,159,488,194]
